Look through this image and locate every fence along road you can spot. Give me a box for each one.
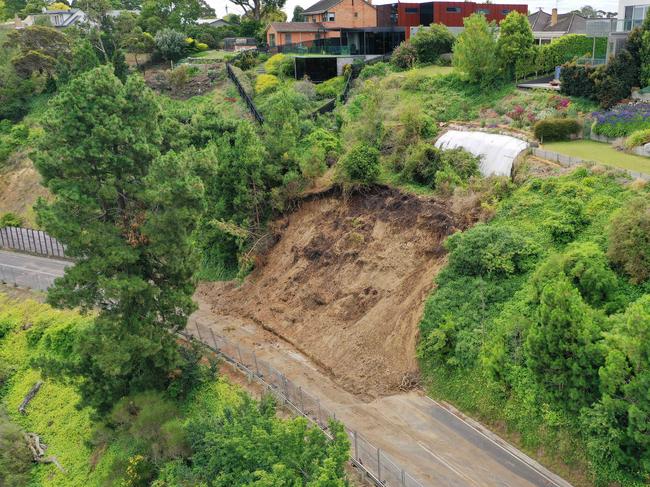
[0,237,574,487]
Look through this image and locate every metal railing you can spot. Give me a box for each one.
[0,226,66,258]
[184,321,426,487]
[226,62,265,124]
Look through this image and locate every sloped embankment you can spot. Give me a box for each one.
[0,155,49,225]
[199,187,467,398]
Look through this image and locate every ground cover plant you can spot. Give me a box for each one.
[0,294,350,486]
[592,103,650,137]
[418,167,650,486]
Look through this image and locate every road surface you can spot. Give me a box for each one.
[0,249,68,290]
[0,249,573,487]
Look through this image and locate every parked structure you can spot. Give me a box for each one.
[377,1,527,37]
[528,8,587,44]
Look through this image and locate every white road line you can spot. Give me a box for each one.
[0,262,62,277]
[424,396,567,487]
[417,441,481,487]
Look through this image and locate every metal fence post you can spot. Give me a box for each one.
[253,351,259,376]
[195,322,202,342]
[237,344,244,365]
[298,386,305,413]
[209,328,218,351]
[282,374,289,401]
[401,468,406,486]
[317,398,322,425]
[354,431,358,460]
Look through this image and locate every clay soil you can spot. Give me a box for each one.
[199,187,466,399]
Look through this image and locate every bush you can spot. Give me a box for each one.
[232,50,257,71]
[410,24,454,64]
[592,103,650,137]
[315,76,345,99]
[264,53,287,75]
[359,61,391,79]
[255,73,279,94]
[401,143,443,185]
[533,117,581,142]
[560,63,597,98]
[0,212,23,227]
[625,128,650,148]
[154,28,187,62]
[0,409,32,487]
[168,65,192,90]
[592,50,638,108]
[338,143,380,186]
[607,197,650,283]
[539,34,607,72]
[391,41,418,70]
[293,79,317,100]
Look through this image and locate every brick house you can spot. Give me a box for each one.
[267,0,377,48]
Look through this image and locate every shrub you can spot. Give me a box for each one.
[293,79,317,100]
[410,23,454,64]
[592,103,650,137]
[401,143,443,186]
[359,61,391,79]
[0,212,23,227]
[264,53,288,75]
[0,409,32,487]
[592,50,638,108]
[315,76,345,99]
[391,41,418,70]
[232,50,257,71]
[278,56,295,78]
[607,197,650,283]
[560,63,597,98]
[255,73,279,94]
[230,65,253,96]
[533,117,581,142]
[168,65,192,90]
[338,143,380,186]
[154,28,187,61]
[540,35,607,72]
[625,128,650,148]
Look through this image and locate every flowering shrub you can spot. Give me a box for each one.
[255,74,279,94]
[592,103,650,137]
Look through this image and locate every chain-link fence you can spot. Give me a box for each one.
[0,263,57,291]
[186,320,426,487]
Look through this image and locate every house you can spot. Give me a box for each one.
[197,18,231,27]
[267,0,377,49]
[528,8,587,44]
[377,1,528,37]
[16,8,88,29]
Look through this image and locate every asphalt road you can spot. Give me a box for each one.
[0,249,573,487]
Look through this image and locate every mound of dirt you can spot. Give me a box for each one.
[199,187,466,399]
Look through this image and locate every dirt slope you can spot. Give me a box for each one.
[199,187,464,398]
[0,155,49,225]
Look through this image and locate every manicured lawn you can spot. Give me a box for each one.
[190,49,229,59]
[542,140,650,175]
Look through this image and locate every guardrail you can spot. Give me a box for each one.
[0,227,65,258]
[183,322,426,487]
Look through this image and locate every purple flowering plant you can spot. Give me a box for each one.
[592,103,650,137]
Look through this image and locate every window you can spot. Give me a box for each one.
[502,9,510,14]
[354,11,358,17]
[477,8,490,14]
[405,7,418,13]
[284,33,292,43]
[446,7,461,13]
[269,33,276,47]
[326,12,335,21]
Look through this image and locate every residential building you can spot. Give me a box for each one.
[583,1,649,59]
[377,1,527,37]
[16,8,88,28]
[197,18,231,27]
[528,8,587,44]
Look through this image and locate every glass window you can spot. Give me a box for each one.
[502,9,510,14]
[326,12,335,21]
[446,6,461,13]
[269,33,276,47]
[405,7,418,13]
[285,33,292,43]
[477,8,489,14]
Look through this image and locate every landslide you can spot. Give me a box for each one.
[0,154,49,225]
[199,187,472,398]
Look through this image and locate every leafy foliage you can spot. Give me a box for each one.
[533,117,582,142]
[390,41,417,70]
[154,28,187,61]
[410,23,454,64]
[496,11,535,82]
[607,197,650,283]
[337,143,380,186]
[452,14,498,86]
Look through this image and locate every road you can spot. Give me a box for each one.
[0,250,573,487]
[0,249,68,290]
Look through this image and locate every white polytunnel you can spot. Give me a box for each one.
[434,130,529,178]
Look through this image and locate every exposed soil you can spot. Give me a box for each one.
[0,154,50,225]
[144,62,227,99]
[199,187,466,399]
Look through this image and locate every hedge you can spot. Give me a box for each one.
[538,34,607,72]
[534,117,582,142]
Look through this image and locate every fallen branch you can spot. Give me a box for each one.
[25,432,66,473]
[18,381,42,414]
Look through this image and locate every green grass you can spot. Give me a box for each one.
[189,49,229,60]
[542,140,650,175]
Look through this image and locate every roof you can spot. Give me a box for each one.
[303,0,343,15]
[268,21,325,32]
[528,10,587,33]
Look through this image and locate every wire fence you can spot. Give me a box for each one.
[0,226,66,258]
[184,320,426,487]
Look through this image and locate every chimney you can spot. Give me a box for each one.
[551,7,558,26]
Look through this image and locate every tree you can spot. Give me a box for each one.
[154,28,187,62]
[525,276,604,411]
[586,295,650,477]
[337,143,380,186]
[33,66,205,412]
[452,13,499,85]
[123,26,155,67]
[140,0,214,31]
[292,5,304,22]
[607,197,650,283]
[497,11,535,81]
[574,5,600,18]
[228,0,286,22]
[410,23,454,64]
[5,25,70,78]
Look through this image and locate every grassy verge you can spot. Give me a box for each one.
[542,140,650,174]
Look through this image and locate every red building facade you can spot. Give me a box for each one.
[377,1,528,37]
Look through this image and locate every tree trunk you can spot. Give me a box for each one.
[18,381,42,415]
